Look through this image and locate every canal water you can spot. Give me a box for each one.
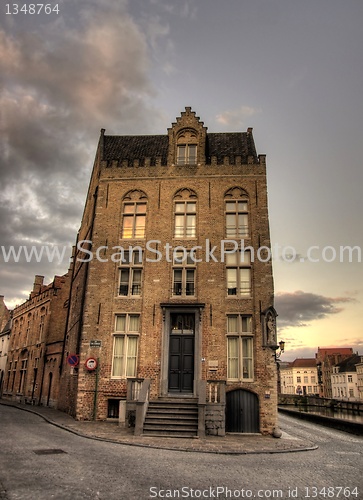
[279,405,363,424]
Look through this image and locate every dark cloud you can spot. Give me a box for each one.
[275,290,356,329]
[0,0,168,307]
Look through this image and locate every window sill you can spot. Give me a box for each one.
[116,295,142,299]
[226,296,252,299]
[226,379,254,384]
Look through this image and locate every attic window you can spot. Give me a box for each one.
[176,129,197,165]
[177,144,197,165]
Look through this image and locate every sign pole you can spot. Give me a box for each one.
[92,358,100,421]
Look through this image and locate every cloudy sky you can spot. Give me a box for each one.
[1,0,362,360]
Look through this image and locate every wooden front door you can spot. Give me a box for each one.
[226,389,260,433]
[168,313,195,393]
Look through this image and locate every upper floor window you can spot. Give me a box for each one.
[226,250,251,297]
[119,250,143,297]
[174,201,196,238]
[227,315,253,381]
[172,250,196,296]
[176,129,198,165]
[122,202,146,239]
[224,187,249,238]
[225,200,248,238]
[177,144,197,165]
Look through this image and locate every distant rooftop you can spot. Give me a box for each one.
[289,358,317,368]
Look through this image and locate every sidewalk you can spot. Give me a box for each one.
[0,400,317,455]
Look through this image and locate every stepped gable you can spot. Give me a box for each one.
[102,106,258,166]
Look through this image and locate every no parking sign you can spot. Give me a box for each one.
[66,354,79,367]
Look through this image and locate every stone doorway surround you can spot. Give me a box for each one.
[159,303,205,398]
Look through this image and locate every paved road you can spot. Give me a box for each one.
[0,406,361,500]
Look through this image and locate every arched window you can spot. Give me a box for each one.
[173,188,197,238]
[176,129,198,165]
[224,187,249,238]
[121,190,147,239]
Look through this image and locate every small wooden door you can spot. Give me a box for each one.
[226,389,260,433]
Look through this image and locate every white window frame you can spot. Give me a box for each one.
[121,202,147,239]
[226,250,251,297]
[177,144,197,165]
[226,315,253,381]
[111,314,140,379]
[172,250,196,297]
[174,201,196,238]
[118,250,143,297]
[225,200,249,238]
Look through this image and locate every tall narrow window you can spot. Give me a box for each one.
[225,200,248,237]
[6,361,12,392]
[18,359,27,394]
[174,202,196,238]
[119,250,143,296]
[122,202,146,239]
[112,314,140,378]
[11,361,17,392]
[172,250,196,296]
[227,315,253,380]
[226,251,251,296]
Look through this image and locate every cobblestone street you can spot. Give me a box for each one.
[0,404,362,499]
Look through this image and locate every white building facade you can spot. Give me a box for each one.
[280,358,318,396]
[331,354,362,401]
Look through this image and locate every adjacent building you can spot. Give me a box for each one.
[279,358,319,396]
[0,301,11,397]
[356,358,363,401]
[59,107,279,436]
[3,274,70,407]
[0,296,10,332]
[331,354,361,401]
[316,347,354,398]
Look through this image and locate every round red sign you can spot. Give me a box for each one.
[84,357,98,371]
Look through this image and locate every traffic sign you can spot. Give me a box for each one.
[85,357,98,371]
[67,354,79,367]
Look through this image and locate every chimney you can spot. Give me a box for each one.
[32,275,44,296]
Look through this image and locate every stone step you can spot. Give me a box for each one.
[148,405,198,415]
[143,399,199,437]
[143,431,198,438]
[145,418,198,426]
[145,414,197,422]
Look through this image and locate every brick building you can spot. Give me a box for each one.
[59,107,279,436]
[316,347,354,398]
[331,354,361,401]
[3,274,70,407]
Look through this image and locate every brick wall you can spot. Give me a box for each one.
[61,109,278,434]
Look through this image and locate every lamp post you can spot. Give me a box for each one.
[273,340,285,361]
[271,340,285,438]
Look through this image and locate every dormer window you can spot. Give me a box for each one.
[177,144,197,165]
[176,129,198,165]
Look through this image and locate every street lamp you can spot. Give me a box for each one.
[274,340,285,360]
